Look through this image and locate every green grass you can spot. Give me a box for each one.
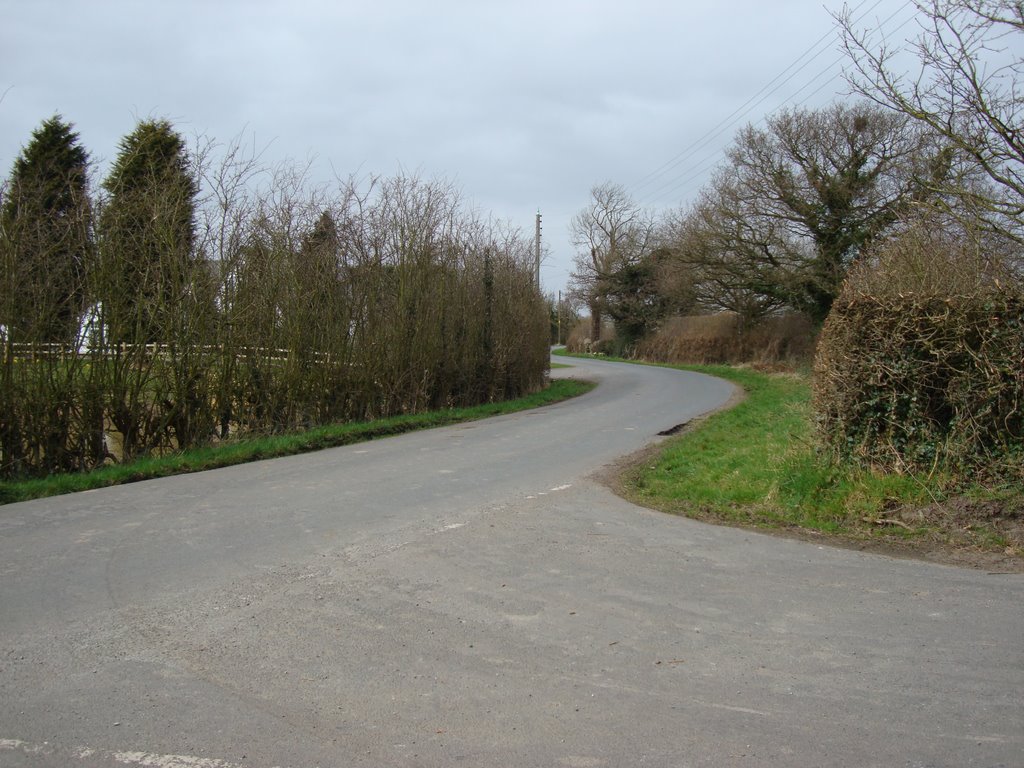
[559,351,1021,559]
[633,365,938,534]
[0,377,595,505]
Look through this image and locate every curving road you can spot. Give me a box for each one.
[1,356,1021,767]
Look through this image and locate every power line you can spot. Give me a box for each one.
[629,0,888,196]
[631,0,919,209]
[639,61,857,206]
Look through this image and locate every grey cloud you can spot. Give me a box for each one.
[0,0,913,291]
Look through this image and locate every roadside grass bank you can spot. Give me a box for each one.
[555,350,1023,569]
[0,378,595,506]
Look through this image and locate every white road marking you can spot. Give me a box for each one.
[703,703,771,717]
[113,752,239,767]
[550,484,572,492]
[0,739,35,750]
[0,739,273,768]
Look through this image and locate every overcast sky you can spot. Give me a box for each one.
[1,0,917,293]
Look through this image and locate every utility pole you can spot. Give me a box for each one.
[534,211,541,290]
[557,289,562,345]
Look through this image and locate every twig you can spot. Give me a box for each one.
[862,516,914,530]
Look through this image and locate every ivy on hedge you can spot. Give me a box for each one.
[814,293,1023,481]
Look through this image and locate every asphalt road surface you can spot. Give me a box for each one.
[1,356,1021,768]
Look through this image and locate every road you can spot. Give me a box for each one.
[1,356,1021,768]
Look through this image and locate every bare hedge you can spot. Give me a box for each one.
[814,293,1023,479]
[0,167,548,479]
[813,209,1024,480]
[636,312,815,365]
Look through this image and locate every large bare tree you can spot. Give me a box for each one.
[661,169,799,326]
[569,182,653,342]
[665,102,944,322]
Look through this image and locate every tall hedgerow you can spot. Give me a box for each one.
[814,211,1023,481]
[0,124,549,478]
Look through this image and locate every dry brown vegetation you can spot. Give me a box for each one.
[814,212,1023,483]
[636,312,815,366]
[1,131,548,479]
[565,311,815,368]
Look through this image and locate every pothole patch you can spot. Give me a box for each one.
[657,422,688,436]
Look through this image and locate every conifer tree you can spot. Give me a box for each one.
[0,115,92,343]
[99,119,197,343]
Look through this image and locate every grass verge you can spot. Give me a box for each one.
[0,377,595,505]
[558,351,1023,569]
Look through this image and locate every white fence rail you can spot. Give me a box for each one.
[1,342,341,364]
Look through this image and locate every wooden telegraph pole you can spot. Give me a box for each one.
[557,289,562,345]
[534,212,541,289]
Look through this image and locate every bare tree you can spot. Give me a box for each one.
[1,122,550,478]
[661,167,801,326]
[569,182,654,343]
[837,0,1024,230]
[665,102,943,322]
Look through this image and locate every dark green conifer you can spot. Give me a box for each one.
[1,115,92,343]
[99,119,197,343]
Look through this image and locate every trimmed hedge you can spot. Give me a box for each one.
[636,312,815,365]
[814,292,1023,480]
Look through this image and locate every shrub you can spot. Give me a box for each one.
[635,312,815,365]
[0,156,549,478]
[813,216,1023,481]
[565,317,615,354]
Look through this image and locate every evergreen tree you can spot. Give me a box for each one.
[294,210,345,351]
[603,248,678,349]
[0,115,92,344]
[98,119,197,343]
